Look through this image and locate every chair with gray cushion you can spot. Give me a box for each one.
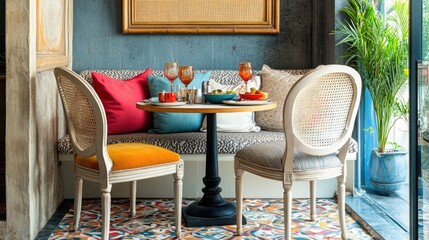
[54,67,184,239]
[234,64,362,240]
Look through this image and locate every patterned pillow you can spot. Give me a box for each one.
[208,76,261,95]
[255,65,303,131]
[201,76,261,132]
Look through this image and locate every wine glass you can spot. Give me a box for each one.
[179,66,194,102]
[164,62,179,93]
[238,62,253,93]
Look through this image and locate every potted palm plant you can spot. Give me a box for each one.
[335,0,409,195]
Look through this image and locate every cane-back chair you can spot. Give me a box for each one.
[54,67,184,239]
[234,64,362,239]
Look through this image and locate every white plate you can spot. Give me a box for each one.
[150,101,187,106]
[222,100,271,106]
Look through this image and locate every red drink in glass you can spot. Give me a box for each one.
[179,66,194,102]
[238,62,253,92]
[164,62,179,92]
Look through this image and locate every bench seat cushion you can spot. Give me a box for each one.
[58,131,358,156]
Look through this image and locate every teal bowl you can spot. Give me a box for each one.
[203,94,236,104]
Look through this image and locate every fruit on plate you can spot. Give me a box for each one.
[210,89,234,95]
[245,88,262,94]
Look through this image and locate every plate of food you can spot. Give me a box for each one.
[239,93,263,100]
[239,88,268,100]
[147,97,187,106]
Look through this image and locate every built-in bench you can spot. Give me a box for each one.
[57,69,358,199]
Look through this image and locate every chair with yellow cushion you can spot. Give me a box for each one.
[234,65,362,240]
[54,67,184,239]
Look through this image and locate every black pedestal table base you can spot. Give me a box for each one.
[182,113,247,227]
[183,202,247,227]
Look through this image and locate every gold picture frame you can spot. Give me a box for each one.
[122,0,280,34]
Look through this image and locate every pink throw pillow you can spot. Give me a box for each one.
[92,69,152,134]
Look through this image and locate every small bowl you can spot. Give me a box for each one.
[158,92,177,103]
[203,94,236,104]
[239,93,263,100]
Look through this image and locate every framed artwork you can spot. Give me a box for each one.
[122,0,280,34]
[36,0,71,70]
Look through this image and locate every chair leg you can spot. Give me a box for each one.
[173,161,184,239]
[310,180,316,221]
[235,167,244,236]
[284,184,292,240]
[130,181,137,216]
[73,177,83,231]
[337,177,347,240]
[101,185,112,240]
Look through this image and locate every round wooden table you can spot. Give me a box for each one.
[136,101,277,227]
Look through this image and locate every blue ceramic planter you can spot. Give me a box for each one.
[369,149,408,196]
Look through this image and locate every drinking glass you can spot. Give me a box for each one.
[173,83,182,101]
[179,66,194,102]
[164,62,179,93]
[238,62,253,93]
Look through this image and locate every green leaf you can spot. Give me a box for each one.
[334,0,408,153]
[362,126,374,133]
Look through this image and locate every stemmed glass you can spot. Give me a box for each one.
[179,66,194,102]
[238,62,253,93]
[164,62,179,93]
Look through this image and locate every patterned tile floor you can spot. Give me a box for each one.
[45,198,372,239]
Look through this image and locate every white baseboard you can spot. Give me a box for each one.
[61,154,354,199]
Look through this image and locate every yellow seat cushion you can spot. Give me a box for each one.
[75,143,180,171]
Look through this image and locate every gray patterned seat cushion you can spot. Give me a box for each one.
[57,131,358,155]
[235,140,341,172]
[58,131,285,155]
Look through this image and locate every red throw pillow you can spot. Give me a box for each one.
[92,69,153,134]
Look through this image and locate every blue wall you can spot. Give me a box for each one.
[73,0,316,72]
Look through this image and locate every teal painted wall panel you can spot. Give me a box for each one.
[73,0,314,72]
[360,88,377,190]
